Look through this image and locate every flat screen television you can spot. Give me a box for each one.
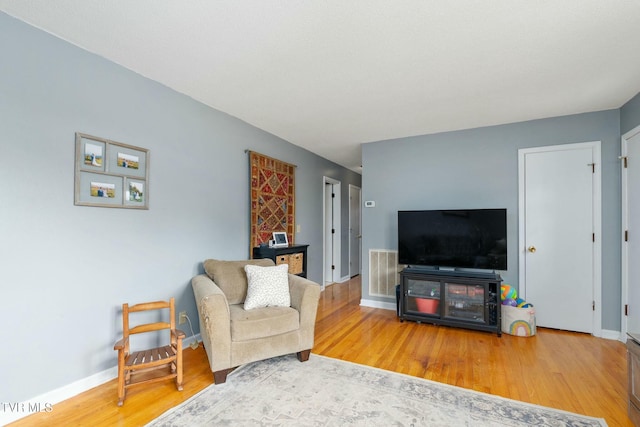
[398,209,507,270]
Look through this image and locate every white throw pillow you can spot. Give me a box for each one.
[243,264,291,310]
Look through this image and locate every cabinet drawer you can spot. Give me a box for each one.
[289,253,303,275]
[275,254,290,266]
[275,254,304,275]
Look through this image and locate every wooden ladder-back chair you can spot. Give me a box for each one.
[113,297,185,406]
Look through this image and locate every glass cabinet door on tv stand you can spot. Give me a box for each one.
[399,268,502,336]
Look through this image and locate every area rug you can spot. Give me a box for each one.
[147,354,607,426]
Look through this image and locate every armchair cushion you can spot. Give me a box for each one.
[203,258,274,304]
[229,305,299,341]
[244,264,290,310]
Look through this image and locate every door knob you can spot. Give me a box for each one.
[527,246,536,253]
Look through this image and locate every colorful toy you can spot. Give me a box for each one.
[515,297,533,308]
[500,285,534,307]
[500,284,517,301]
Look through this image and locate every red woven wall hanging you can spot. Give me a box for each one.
[248,151,295,253]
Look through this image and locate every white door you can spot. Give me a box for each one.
[323,177,341,286]
[519,142,601,334]
[623,127,640,334]
[324,182,334,285]
[349,185,362,277]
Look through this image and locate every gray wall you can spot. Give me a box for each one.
[622,92,640,135]
[0,12,360,403]
[361,110,622,330]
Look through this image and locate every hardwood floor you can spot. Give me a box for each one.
[9,276,633,426]
[316,278,632,426]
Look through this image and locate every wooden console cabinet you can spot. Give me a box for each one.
[399,268,502,336]
[252,244,309,278]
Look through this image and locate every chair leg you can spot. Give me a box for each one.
[176,341,183,391]
[297,349,311,362]
[117,353,125,406]
[175,362,183,391]
[213,368,233,384]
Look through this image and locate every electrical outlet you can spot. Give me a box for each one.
[179,311,187,325]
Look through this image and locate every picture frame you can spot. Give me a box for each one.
[124,178,146,207]
[272,231,289,248]
[74,133,149,209]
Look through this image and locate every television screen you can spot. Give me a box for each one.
[398,209,507,270]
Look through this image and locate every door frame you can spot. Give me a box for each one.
[323,176,341,287]
[622,124,640,338]
[348,184,362,277]
[518,141,602,336]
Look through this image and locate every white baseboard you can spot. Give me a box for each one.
[0,334,201,425]
[360,298,396,311]
[322,275,353,290]
[332,275,350,283]
[600,329,623,341]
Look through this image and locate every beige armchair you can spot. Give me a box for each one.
[192,258,321,384]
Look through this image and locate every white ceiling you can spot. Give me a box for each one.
[2,1,640,172]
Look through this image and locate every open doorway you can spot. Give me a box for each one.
[323,177,341,288]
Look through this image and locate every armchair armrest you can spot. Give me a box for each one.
[191,274,232,371]
[288,274,321,349]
